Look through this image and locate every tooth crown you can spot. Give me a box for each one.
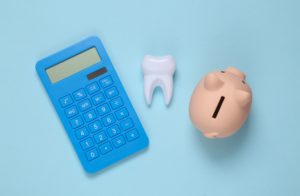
[142,55,176,75]
[141,55,176,106]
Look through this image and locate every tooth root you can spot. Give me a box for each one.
[141,55,176,106]
[161,75,173,105]
[143,75,173,105]
[143,75,156,105]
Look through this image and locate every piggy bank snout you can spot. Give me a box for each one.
[226,67,246,80]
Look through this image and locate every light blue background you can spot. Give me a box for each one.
[0,0,299,195]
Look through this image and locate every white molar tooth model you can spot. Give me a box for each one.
[141,55,176,105]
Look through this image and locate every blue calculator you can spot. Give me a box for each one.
[36,36,149,173]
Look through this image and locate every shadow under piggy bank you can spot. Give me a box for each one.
[191,113,254,161]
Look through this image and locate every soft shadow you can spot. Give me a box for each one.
[84,147,149,178]
[191,113,254,161]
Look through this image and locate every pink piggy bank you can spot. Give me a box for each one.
[189,67,252,138]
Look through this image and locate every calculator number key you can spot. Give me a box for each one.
[59,95,73,107]
[107,125,121,137]
[65,106,78,118]
[73,89,86,101]
[88,120,102,133]
[78,99,92,111]
[80,138,95,150]
[105,87,119,99]
[112,136,126,148]
[126,129,139,142]
[75,127,89,140]
[70,116,83,128]
[99,76,113,88]
[94,131,107,143]
[83,110,97,122]
[102,114,116,127]
[86,148,99,161]
[110,97,124,110]
[97,104,111,116]
[86,82,100,94]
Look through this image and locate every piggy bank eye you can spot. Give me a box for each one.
[221,71,225,73]
[242,80,246,84]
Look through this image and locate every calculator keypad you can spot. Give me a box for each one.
[65,106,78,118]
[73,89,86,100]
[102,114,116,127]
[110,97,123,109]
[86,82,100,94]
[88,120,102,133]
[105,87,119,99]
[75,127,89,140]
[83,110,97,122]
[60,75,140,162]
[70,116,84,128]
[81,138,95,150]
[94,131,107,143]
[78,99,92,111]
[112,136,126,148]
[99,142,113,154]
[97,104,111,116]
[99,76,113,88]
[60,95,73,107]
[86,148,99,161]
[92,93,105,105]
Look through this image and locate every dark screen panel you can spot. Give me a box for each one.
[87,67,107,80]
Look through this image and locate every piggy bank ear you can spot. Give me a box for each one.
[235,90,251,108]
[204,73,224,91]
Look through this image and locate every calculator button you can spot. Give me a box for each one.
[105,87,119,99]
[112,136,126,148]
[99,142,113,154]
[99,76,113,88]
[115,108,129,120]
[102,114,116,127]
[86,148,99,161]
[70,116,84,128]
[110,97,124,110]
[88,120,102,133]
[107,125,121,137]
[73,89,86,101]
[78,99,92,111]
[91,93,105,105]
[86,82,100,94]
[59,95,73,107]
[65,106,78,118]
[83,110,97,122]
[80,138,95,150]
[126,129,139,142]
[75,127,89,140]
[94,131,107,143]
[120,118,134,131]
[96,104,111,116]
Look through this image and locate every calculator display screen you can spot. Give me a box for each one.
[46,47,101,83]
